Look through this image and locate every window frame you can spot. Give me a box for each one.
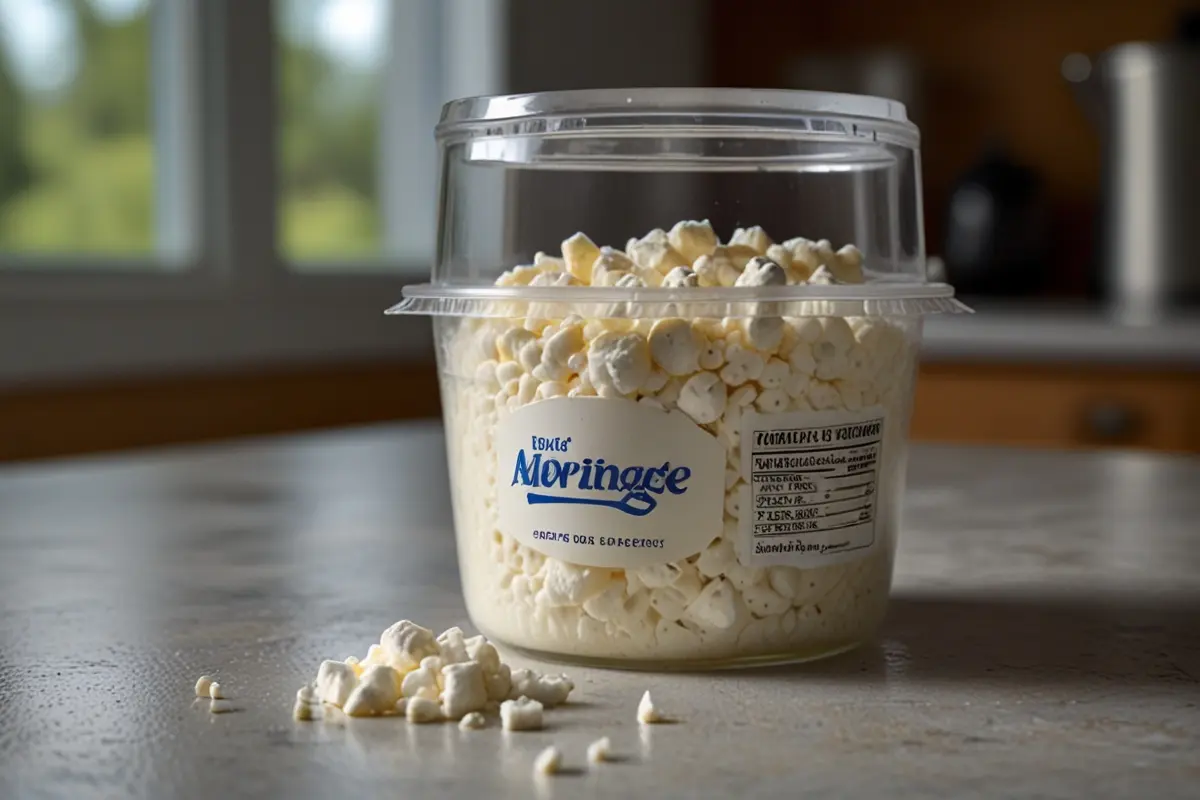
[0,0,505,386]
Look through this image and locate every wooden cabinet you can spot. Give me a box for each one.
[912,363,1200,453]
[0,362,442,463]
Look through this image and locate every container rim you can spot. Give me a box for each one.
[437,88,918,144]
[397,281,955,304]
[387,281,970,319]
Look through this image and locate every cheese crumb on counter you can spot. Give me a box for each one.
[586,736,612,764]
[296,619,573,730]
[500,696,544,731]
[533,746,563,776]
[343,665,402,717]
[458,711,487,731]
[637,690,666,724]
[406,696,442,724]
[292,698,318,721]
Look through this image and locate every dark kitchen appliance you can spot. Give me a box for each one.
[942,146,1049,297]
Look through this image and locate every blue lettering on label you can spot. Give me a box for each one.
[510,433,691,518]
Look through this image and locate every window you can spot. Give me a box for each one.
[276,0,484,270]
[276,0,389,262]
[0,0,504,384]
[0,0,161,259]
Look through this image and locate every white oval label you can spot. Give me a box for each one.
[495,397,726,568]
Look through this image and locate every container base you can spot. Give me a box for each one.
[488,635,867,673]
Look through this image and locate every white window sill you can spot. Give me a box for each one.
[0,274,431,387]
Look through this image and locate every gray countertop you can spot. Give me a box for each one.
[1,423,1198,799]
[922,305,1200,366]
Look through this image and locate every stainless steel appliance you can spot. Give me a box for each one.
[1064,15,1200,323]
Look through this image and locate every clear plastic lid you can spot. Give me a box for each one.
[436,87,918,145]
[391,87,966,318]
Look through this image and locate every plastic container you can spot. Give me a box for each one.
[390,88,968,669]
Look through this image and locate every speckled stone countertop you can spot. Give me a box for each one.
[1,423,1197,799]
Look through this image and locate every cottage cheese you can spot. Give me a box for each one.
[586,736,613,764]
[293,685,321,721]
[500,696,545,731]
[636,690,666,724]
[441,221,918,664]
[458,711,487,730]
[297,619,573,726]
[533,745,563,776]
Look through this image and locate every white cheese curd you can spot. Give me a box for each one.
[499,696,545,731]
[586,736,613,764]
[438,222,920,666]
[636,690,666,724]
[293,685,320,721]
[440,661,488,720]
[292,703,316,721]
[343,665,402,717]
[400,663,439,701]
[299,619,572,729]
[315,660,358,707]
[458,711,487,730]
[293,698,319,721]
[380,619,439,670]
[194,675,213,698]
[508,669,574,708]
[533,745,563,776]
[406,696,442,724]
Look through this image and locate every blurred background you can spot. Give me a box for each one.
[0,0,1196,461]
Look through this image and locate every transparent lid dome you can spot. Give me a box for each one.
[438,87,917,143]
[392,88,962,318]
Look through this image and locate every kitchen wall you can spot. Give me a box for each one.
[508,0,711,92]
[503,0,713,257]
[711,0,1195,293]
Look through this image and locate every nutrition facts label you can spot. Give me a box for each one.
[739,407,886,568]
